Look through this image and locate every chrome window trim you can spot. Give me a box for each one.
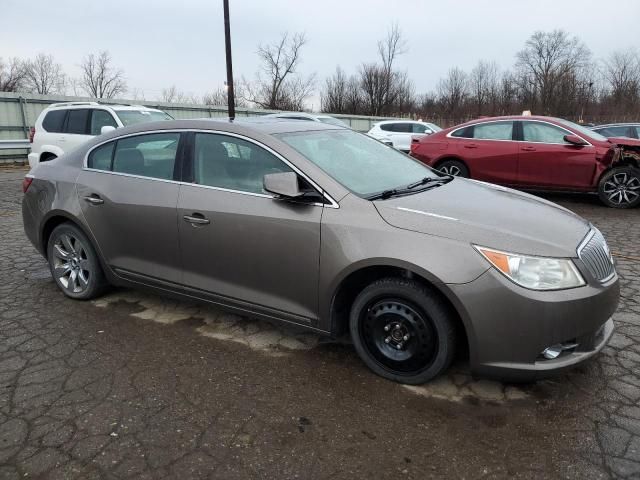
[82,128,340,209]
[446,119,593,147]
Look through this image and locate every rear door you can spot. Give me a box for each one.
[63,109,93,152]
[453,121,518,184]
[516,121,596,189]
[177,132,323,323]
[76,131,183,283]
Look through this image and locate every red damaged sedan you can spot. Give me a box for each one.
[410,115,640,208]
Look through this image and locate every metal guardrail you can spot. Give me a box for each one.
[0,140,30,150]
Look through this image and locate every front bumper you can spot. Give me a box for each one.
[448,267,619,381]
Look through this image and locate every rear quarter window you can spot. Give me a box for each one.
[42,110,67,133]
[87,142,114,171]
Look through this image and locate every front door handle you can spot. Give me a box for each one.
[521,146,536,151]
[83,195,104,205]
[183,213,210,226]
[463,143,478,149]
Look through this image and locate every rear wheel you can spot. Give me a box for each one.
[437,159,469,178]
[349,278,456,384]
[47,223,108,300]
[598,167,640,208]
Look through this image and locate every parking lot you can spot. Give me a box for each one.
[0,166,639,479]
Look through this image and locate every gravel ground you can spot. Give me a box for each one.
[1,166,639,479]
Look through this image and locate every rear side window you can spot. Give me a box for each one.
[596,126,633,138]
[90,110,118,135]
[87,142,114,170]
[112,133,180,180]
[42,110,67,133]
[473,122,513,140]
[66,109,90,135]
[450,126,473,138]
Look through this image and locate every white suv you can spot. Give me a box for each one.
[28,102,172,167]
[367,120,441,152]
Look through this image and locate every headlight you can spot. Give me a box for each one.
[474,246,585,291]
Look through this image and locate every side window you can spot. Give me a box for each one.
[65,109,90,135]
[90,110,118,135]
[42,110,67,133]
[87,142,114,171]
[473,122,513,140]
[379,123,394,132]
[193,133,293,194]
[635,127,640,139]
[112,133,180,180]
[412,123,432,134]
[450,126,473,138]
[394,124,413,133]
[598,126,632,138]
[522,122,569,143]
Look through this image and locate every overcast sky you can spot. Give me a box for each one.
[2,0,639,109]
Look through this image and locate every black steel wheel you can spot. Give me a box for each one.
[349,278,457,384]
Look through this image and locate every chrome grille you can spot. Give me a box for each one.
[577,229,615,282]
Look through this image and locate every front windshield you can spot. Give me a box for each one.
[554,118,607,142]
[116,110,173,126]
[276,129,440,197]
[318,117,349,127]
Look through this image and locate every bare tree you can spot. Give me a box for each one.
[602,49,640,107]
[437,67,468,118]
[243,32,315,110]
[516,30,590,113]
[160,85,189,103]
[79,51,127,98]
[203,86,247,107]
[321,67,348,113]
[23,53,66,95]
[469,60,499,116]
[0,57,26,92]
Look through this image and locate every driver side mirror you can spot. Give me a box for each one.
[100,125,116,135]
[263,172,305,198]
[564,134,588,146]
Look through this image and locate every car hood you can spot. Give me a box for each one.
[373,178,590,257]
[608,136,640,147]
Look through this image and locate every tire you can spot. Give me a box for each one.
[47,222,108,300]
[436,159,469,178]
[349,277,457,384]
[598,167,640,208]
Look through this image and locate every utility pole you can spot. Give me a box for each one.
[223,0,235,120]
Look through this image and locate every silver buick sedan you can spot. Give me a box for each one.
[22,119,619,384]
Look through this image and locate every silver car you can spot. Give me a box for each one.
[22,119,619,384]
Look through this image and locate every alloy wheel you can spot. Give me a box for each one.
[52,233,91,294]
[439,165,461,176]
[602,171,640,206]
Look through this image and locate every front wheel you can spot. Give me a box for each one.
[47,223,108,300]
[598,167,640,208]
[437,159,469,178]
[349,278,457,384]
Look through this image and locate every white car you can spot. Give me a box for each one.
[262,112,350,128]
[367,120,441,152]
[28,102,172,167]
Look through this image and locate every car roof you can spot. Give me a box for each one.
[93,118,342,141]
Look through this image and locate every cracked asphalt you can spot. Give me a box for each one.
[1,166,639,479]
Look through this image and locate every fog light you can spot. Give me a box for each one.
[542,345,562,359]
[541,342,579,360]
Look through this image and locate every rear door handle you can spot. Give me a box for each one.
[183,213,210,226]
[463,143,478,149]
[521,146,536,151]
[83,195,104,205]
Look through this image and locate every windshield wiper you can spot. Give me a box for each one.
[366,189,399,200]
[406,174,453,190]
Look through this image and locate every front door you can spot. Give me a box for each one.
[516,121,596,188]
[77,132,183,283]
[177,132,323,324]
